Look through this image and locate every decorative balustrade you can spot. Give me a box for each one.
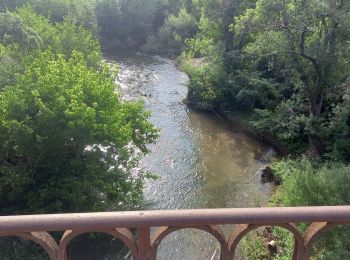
[0,206,350,259]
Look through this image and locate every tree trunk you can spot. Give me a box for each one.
[303,54,325,155]
[307,85,325,156]
[308,135,324,156]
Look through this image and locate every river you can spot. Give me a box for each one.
[69,51,274,259]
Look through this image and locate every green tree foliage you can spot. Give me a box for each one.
[178,1,243,110]
[180,0,270,114]
[329,81,350,161]
[0,11,42,90]
[0,11,42,49]
[251,95,309,153]
[180,0,350,159]
[0,0,28,11]
[235,0,350,155]
[17,7,101,67]
[183,58,225,110]
[96,0,159,49]
[93,0,197,52]
[143,8,198,55]
[0,7,101,90]
[0,0,98,32]
[0,51,158,214]
[31,0,98,32]
[186,14,223,58]
[0,45,21,90]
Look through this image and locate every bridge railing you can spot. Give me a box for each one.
[1,206,350,259]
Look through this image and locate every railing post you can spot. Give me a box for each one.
[138,227,152,260]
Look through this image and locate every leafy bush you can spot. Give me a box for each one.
[182,58,226,110]
[269,160,350,258]
[0,51,158,214]
[251,95,310,154]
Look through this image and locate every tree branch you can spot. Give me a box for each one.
[299,27,317,64]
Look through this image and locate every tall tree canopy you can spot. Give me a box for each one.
[235,0,350,155]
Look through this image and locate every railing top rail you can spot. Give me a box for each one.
[1,206,350,234]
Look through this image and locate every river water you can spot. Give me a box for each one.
[114,51,273,259]
[68,51,274,259]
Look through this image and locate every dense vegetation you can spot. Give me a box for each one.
[1,0,350,258]
[0,5,158,215]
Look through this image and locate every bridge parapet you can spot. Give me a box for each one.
[1,206,350,259]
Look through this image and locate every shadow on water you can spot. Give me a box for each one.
[68,50,274,259]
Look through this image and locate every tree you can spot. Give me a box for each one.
[0,11,42,49]
[235,0,350,155]
[0,0,28,11]
[0,11,43,90]
[330,80,350,161]
[16,7,101,68]
[143,8,198,55]
[0,51,158,214]
[0,7,102,91]
[29,0,98,32]
[96,0,158,49]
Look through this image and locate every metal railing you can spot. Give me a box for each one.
[1,206,350,259]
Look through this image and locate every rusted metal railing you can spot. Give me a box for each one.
[1,206,350,259]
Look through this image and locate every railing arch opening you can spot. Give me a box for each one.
[0,233,57,260]
[151,226,227,260]
[59,229,138,260]
[304,223,350,260]
[228,224,303,260]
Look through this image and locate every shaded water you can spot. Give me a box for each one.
[110,51,274,259]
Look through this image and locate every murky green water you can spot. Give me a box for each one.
[109,51,274,259]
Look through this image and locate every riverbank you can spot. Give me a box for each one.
[143,24,350,258]
[183,99,289,157]
[179,57,289,158]
[213,110,289,156]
